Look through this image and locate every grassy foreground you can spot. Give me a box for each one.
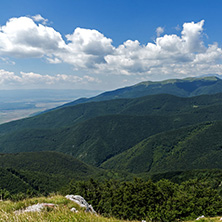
[0,195,139,222]
[0,195,221,222]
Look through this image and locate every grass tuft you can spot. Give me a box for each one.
[0,195,221,221]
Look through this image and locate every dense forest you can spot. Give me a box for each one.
[1,171,222,221]
[63,177,222,221]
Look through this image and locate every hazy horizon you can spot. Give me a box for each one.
[0,88,101,124]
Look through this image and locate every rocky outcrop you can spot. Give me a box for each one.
[14,195,96,215]
[65,195,96,214]
[14,203,57,214]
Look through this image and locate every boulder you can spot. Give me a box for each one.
[65,195,96,214]
[196,215,204,220]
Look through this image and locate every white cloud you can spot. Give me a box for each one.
[19,71,100,85]
[0,57,15,65]
[46,56,62,64]
[100,19,222,77]
[0,69,21,84]
[1,16,222,84]
[0,69,100,89]
[0,16,66,58]
[156,26,164,37]
[32,14,48,25]
[63,27,114,69]
[20,71,55,84]
[181,20,205,53]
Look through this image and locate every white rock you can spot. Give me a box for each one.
[65,195,96,214]
[196,215,205,220]
[14,203,56,214]
[70,207,78,213]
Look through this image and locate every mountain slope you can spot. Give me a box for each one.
[1,93,222,168]
[0,115,177,164]
[0,151,102,193]
[0,168,35,194]
[101,121,222,174]
[60,76,222,107]
[0,151,139,196]
[1,92,222,134]
[0,151,98,177]
[1,104,222,167]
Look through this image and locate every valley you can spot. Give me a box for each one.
[0,89,101,124]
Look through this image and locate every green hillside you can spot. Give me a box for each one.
[0,79,222,179]
[0,114,176,164]
[60,76,222,107]
[0,151,103,195]
[0,168,35,195]
[0,151,137,197]
[101,121,222,174]
[150,168,222,184]
[1,111,222,166]
[0,151,97,177]
[1,93,222,168]
[1,92,222,134]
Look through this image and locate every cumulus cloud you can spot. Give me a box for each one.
[20,71,100,85]
[181,20,205,53]
[0,69,21,84]
[0,69,100,88]
[156,26,164,37]
[1,16,222,84]
[101,19,222,77]
[32,14,48,25]
[63,27,114,69]
[0,16,66,58]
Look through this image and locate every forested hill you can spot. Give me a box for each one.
[0,151,99,195]
[0,151,133,196]
[1,92,222,134]
[60,76,222,107]
[0,90,222,175]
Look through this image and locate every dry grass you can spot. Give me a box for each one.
[186,217,222,222]
[0,195,138,222]
[0,195,221,222]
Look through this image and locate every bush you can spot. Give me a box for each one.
[63,178,222,221]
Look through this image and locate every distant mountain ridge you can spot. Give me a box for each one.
[60,76,222,108]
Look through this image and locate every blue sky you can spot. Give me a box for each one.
[1,0,222,90]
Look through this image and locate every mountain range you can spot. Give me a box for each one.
[59,76,222,108]
[0,76,222,191]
